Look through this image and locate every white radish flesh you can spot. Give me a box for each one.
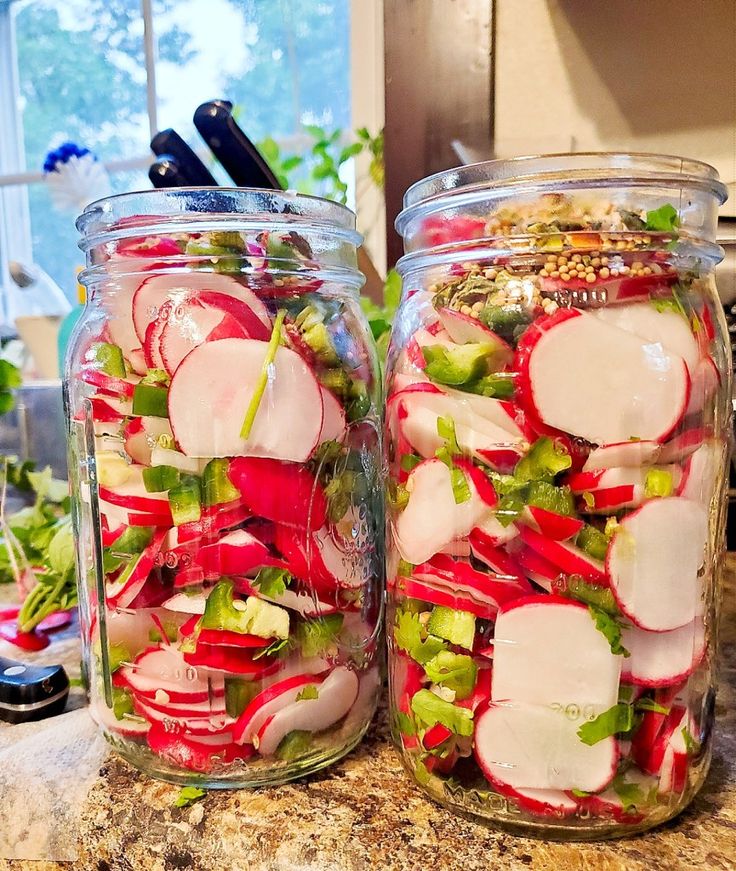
[523,310,689,444]
[168,338,324,462]
[317,387,347,444]
[234,673,325,745]
[491,598,622,710]
[162,593,208,614]
[120,646,224,698]
[149,445,207,475]
[608,497,708,631]
[255,666,359,756]
[677,441,722,507]
[621,618,705,687]
[583,440,660,471]
[593,303,700,373]
[125,417,173,466]
[394,459,490,565]
[436,308,513,365]
[474,702,618,792]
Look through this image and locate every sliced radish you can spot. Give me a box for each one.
[415,554,530,611]
[99,465,172,517]
[515,308,689,444]
[145,721,231,772]
[162,592,207,614]
[106,529,166,608]
[472,514,520,546]
[118,645,225,701]
[658,428,706,464]
[523,506,584,541]
[123,417,173,466]
[160,291,269,374]
[567,466,680,495]
[491,596,622,710]
[183,644,279,676]
[677,441,722,506]
[0,622,49,651]
[131,272,270,345]
[685,355,719,415]
[143,304,170,369]
[394,458,492,565]
[468,530,528,585]
[234,577,339,618]
[232,672,326,744]
[519,525,607,585]
[405,327,455,369]
[399,389,526,471]
[592,303,700,374]
[317,387,347,444]
[168,338,324,462]
[577,767,657,822]
[255,666,359,756]
[583,440,661,471]
[176,502,251,544]
[80,367,139,399]
[607,498,707,631]
[149,445,205,475]
[474,702,618,792]
[436,308,513,366]
[502,786,578,818]
[228,457,327,530]
[516,547,561,592]
[198,529,270,577]
[621,618,705,687]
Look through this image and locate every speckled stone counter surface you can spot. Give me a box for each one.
[1,572,735,871]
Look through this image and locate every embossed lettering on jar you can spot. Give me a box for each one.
[67,189,382,786]
[385,154,730,838]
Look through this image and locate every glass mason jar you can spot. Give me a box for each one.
[67,189,383,786]
[385,154,730,838]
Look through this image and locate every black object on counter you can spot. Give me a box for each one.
[0,656,69,724]
[193,100,281,190]
[150,128,218,187]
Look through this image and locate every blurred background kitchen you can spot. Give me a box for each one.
[0,0,734,479]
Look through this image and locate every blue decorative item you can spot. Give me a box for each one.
[43,141,110,212]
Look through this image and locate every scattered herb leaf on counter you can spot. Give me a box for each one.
[173,786,207,808]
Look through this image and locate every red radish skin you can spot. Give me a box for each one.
[474,701,618,792]
[635,704,690,777]
[197,529,270,578]
[676,442,721,507]
[168,338,324,462]
[468,530,529,586]
[436,308,514,365]
[197,629,270,649]
[254,666,359,756]
[131,272,270,345]
[99,464,172,516]
[516,547,561,592]
[515,308,690,445]
[491,596,622,710]
[118,646,225,702]
[176,502,250,544]
[519,526,607,585]
[685,355,719,415]
[583,440,661,471]
[233,672,326,745]
[607,498,708,631]
[146,721,228,773]
[631,685,684,771]
[658,428,706,464]
[143,302,171,369]
[524,506,584,541]
[0,622,49,651]
[80,367,138,398]
[399,576,499,620]
[229,457,327,531]
[393,458,493,565]
[472,514,520,547]
[123,417,173,466]
[499,785,579,818]
[621,618,705,688]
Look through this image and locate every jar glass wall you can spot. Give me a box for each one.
[385,154,730,838]
[67,189,382,786]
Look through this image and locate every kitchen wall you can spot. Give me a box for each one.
[494,0,736,215]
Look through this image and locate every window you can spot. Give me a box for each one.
[0,0,381,318]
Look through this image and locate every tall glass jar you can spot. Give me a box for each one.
[385,154,730,838]
[68,189,382,786]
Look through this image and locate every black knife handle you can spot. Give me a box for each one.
[193,100,281,190]
[149,155,190,189]
[150,128,218,187]
[0,656,69,724]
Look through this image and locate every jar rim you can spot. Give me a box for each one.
[76,187,361,250]
[397,151,728,235]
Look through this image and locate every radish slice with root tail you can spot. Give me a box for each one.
[491,596,622,710]
[621,618,706,687]
[254,666,359,756]
[169,338,324,461]
[607,497,707,631]
[474,702,618,792]
[394,458,494,565]
[515,308,689,444]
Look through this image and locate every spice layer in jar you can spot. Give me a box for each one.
[386,173,730,837]
[67,190,383,786]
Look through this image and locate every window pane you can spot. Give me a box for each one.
[15,0,150,169]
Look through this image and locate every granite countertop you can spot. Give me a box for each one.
[0,571,735,871]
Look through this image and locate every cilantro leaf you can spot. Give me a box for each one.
[173,786,206,808]
[296,614,344,658]
[645,204,680,233]
[394,609,448,665]
[410,688,474,737]
[423,651,478,700]
[394,710,416,736]
[577,703,635,745]
[589,606,630,657]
